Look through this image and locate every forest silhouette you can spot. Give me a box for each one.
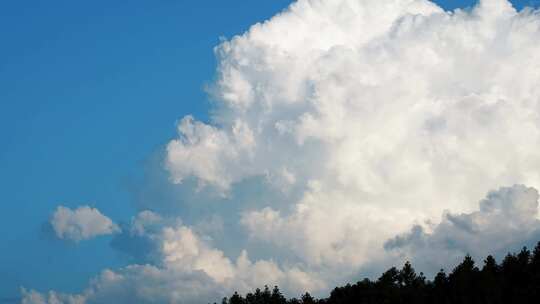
[219,241,540,304]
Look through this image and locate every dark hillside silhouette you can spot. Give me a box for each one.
[219,241,540,304]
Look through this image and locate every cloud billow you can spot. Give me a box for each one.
[385,184,540,273]
[49,206,120,242]
[24,0,540,303]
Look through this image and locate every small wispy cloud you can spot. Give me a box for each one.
[49,206,120,242]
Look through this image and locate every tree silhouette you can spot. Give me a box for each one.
[301,292,316,304]
[222,241,540,304]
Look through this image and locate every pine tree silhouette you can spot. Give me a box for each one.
[222,241,540,304]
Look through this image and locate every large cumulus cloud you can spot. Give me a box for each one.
[24,0,540,303]
[168,0,540,289]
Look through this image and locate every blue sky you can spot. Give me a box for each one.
[1,0,540,302]
[0,0,292,299]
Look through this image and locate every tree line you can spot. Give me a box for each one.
[220,241,540,304]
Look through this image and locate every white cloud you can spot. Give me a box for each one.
[26,211,324,304]
[166,0,540,275]
[21,288,85,304]
[385,184,540,274]
[165,0,540,293]
[128,211,324,294]
[22,267,223,304]
[25,0,540,302]
[166,116,256,192]
[50,206,120,242]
